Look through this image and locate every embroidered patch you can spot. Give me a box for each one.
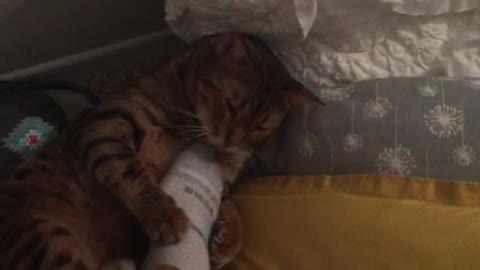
[2,117,57,159]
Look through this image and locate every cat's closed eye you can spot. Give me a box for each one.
[254,124,268,132]
[225,98,237,115]
[202,79,221,91]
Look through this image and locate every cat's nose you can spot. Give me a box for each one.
[209,126,225,146]
[225,129,234,144]
[209,135,225,147]
[225,128,244,146]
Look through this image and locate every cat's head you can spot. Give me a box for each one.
[177,33,321,150]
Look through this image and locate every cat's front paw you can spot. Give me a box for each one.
[133,189,189,244]
[209,199,244,269]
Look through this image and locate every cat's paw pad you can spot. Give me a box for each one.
[102,259,136,270]
[136,191,189,244]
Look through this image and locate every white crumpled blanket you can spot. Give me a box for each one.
[166,0,480,100]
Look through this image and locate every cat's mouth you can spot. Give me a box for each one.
[207,134,226,148]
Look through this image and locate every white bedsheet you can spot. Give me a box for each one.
[166,0,480,96]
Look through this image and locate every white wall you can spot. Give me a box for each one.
[0,0,185,78]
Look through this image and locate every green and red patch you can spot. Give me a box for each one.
[2,117,57,159]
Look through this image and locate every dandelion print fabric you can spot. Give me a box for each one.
[261,77,480,181]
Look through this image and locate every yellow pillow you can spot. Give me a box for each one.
[227,175,480,270]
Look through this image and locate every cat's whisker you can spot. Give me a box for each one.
[181,129,207,135]
[169,107,200,119]
[161,102,199,119]
[259,91,273,115]
[179,111,199,119]
[176,129,206,133]
[170,125,205,129]
[175,126,207,133]
[188,131,208,141]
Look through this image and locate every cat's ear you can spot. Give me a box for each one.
[214,33,237,57]
[282,80,324,108]
[212,33,251,66]
[169,50,192,88]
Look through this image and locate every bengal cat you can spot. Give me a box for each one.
[0,33,320,270]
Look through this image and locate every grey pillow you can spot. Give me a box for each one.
[259,77,480,181]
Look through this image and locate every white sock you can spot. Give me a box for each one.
[143,144,223,270]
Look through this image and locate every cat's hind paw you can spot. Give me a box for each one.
[133,189,189,244]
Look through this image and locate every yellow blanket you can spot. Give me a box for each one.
[228,175,480,270]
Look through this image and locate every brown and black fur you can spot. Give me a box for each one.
[0,33,320,270]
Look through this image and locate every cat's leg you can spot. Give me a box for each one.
[72,99,189,244]
[209,199,244,269]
